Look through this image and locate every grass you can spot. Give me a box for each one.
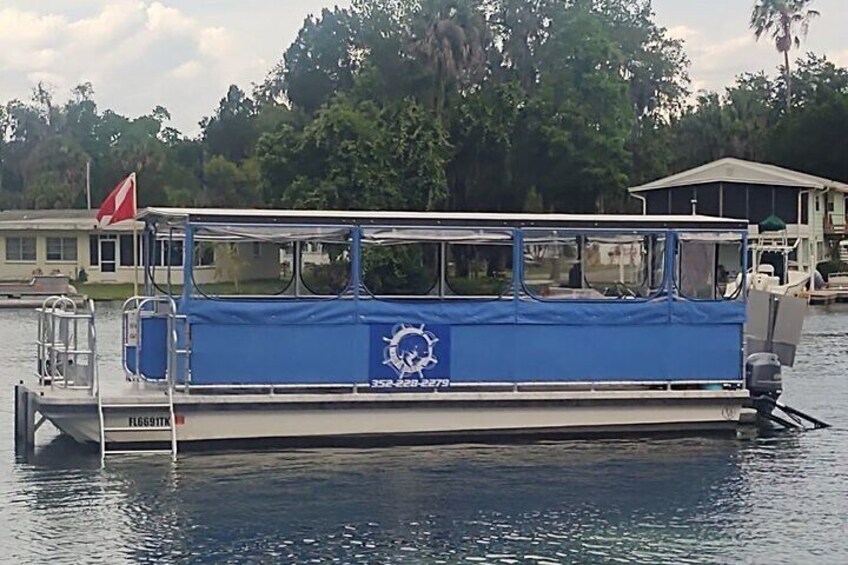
[78,283,137,301]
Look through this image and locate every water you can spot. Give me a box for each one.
[1,304,847,564]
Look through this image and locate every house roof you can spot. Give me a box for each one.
[629,157,848,194]
[0,209,140,231]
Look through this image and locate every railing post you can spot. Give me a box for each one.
[88,300,98,396]
[513,229,523,300]
[182,226,194,304]
[351,227,361,298]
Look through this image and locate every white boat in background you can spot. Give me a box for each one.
[724,237,812,299]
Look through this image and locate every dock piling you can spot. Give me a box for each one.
[14,384,35,454]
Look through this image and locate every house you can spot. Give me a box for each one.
[628,157,848,272]
[0,209,281,285]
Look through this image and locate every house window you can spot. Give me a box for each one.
[89,235,99,265]
[147,240,184,267]
[46,237,78,262]
[6,237,36,262]
[194,243,213,267]
[252,242,262,258]
[120,235,141,267]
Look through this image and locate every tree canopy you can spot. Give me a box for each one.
[1,0,846,214]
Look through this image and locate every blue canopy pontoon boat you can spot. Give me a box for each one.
[17,208,791,462]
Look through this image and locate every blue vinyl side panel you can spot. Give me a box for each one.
[451,324,742,382]
[181,297,745,326]
[125,317,168,380]
[190,324,368,384]
[182,297,744,385]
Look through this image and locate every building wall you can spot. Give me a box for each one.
[212,242,281,283]
[0,229,220,285]
[0,230,87,281]
[640,183,833,274]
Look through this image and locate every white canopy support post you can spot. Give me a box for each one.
[132,173,139,296]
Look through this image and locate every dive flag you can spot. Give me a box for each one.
[96,173,137,226]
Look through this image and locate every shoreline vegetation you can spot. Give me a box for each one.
[0,0,844,221]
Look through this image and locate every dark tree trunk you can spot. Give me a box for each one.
[784,49,792,113]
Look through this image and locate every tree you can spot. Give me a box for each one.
[666,73,779,172]
[489,0,551,94]
[769,90,848,182]
[201,85,259,163]
[782,53,848,106]
[0,0,739,215]
[263,8,358,114]
[406,0,490,117]
[750,0,819,112]
[202,155,261,207]
[258,96,449,211]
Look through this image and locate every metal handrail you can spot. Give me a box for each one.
[122,295,181,389]
[105,295,181,463]
[88,299,99,396]
[36,295,95,390]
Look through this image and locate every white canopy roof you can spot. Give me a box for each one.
[629,157,848,193]
[140,207,747,229]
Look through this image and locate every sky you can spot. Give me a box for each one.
[1,0,846,135]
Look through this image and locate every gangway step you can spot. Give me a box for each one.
[101,403,173,409]
[104,449,175,456]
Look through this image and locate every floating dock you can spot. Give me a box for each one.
[804,290,848,305]
[0,275,85,308]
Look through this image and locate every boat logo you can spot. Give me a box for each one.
[382,324,439,378]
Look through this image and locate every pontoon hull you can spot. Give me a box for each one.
[27,386,752,448]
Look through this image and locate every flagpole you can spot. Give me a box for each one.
[132,172,139,297]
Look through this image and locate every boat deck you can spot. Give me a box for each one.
[31,379,752,407]
[17,378,752,454]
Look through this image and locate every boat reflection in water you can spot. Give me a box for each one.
[18,434,770,564]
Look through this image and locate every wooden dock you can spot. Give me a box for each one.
[804,289,848,305]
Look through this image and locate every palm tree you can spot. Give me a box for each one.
[750,0,819,112]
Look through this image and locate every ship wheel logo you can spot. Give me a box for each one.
[383,324,439,378]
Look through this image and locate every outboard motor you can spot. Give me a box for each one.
[745,350,830,431]
[743,291,830,431]
[745,352,782,399]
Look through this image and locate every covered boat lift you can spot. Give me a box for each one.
[629,157,848,283]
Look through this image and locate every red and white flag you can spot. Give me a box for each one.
[96,173,137,226]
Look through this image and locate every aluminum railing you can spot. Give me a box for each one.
[121,296,189,388]
[36,296,97,392]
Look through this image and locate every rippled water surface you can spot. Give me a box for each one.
[1,304,847,564]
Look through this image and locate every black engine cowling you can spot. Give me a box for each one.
[746,352,782,398]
